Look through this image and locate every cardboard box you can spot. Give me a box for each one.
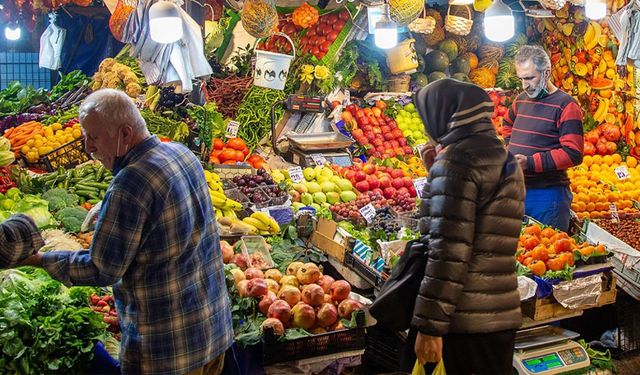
[310,218,352,262]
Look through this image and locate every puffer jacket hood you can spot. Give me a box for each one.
[413,78,495,146]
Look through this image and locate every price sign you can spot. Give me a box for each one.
[610,202,620,223]
[615,166,630,181]
[311,154,327,167]
[359,203,376,223]
[289,166,303,183]
[413,177,427,198]
[225,121,240,138]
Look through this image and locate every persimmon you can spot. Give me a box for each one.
[522,257,534,266]
[554,238,572,253]
[578,246,594,257]
[529,260,546,276]
[594,244,606,255]
[546,256,565,271]
[531,246,550,262]
[523,235,541,250]
[541,227,557,238]
[560,252,575,267]
[523,224,542,237]
[213,138,225,150]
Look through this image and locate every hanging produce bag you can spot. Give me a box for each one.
[109,0,137,42]
[39,14,66,70]
[240,0,279,38]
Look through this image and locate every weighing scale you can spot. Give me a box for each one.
[271,95,354,167]
[513,326,590,375]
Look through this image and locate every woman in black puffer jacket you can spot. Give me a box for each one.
[410,79,525,374]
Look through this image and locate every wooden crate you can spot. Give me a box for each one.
[522,273,617,321]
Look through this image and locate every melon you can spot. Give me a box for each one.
[461,52,478,69]
[424,50,450,74]
[478,58,499,74]
[451,73,470,82]
[450,58,471,75]
[437,39,459,61]
[496,60,521,90]
[428,71,448,82]
[414,73,429,87]
[590,77,613,90]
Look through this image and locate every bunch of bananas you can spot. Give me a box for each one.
[217,211,281,236]
[593,97,610,124]
[204,170,243,218]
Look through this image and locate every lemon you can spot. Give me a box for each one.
[52,123,63,131]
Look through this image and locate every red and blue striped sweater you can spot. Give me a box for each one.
[503,90,584,188]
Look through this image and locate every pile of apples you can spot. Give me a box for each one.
[228,257,362,335]
[341,101,413,159]
[488,90,508,137]
[584,123,621,156]
[340,160,417,201]
[395,103,428,146]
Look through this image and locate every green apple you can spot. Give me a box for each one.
[301,193,313,205]
[306,181,322,194]
[310,203,321,212]
[320,167,334,178]
[340,191,357,202]
[316,175,330,184]
[292,202,305,212]
[336,178,353,192]
[313,192,327,204]
[320,181,336,193]
[326,191,340,204]
[303,167,316,181]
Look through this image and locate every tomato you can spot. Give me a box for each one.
[306,28,317,37]
[234,150,245,161]
[310,46,320,55]
[334,20,346,30]
[219,149,236,162]
[338,9,350,21]
[320,41,331,52]
[213,138,224,150]
[241,147,250,157]
[327,31,338,42]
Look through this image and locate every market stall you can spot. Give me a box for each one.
[1,0,640,373]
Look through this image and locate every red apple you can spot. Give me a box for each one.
[354,171,367,182]
[379,176,391,189]
[402,176,413,188]
[362,164,377,175]
[390,169,404,179]
[367,175,380,190]
[383,187,397,200]
[355,180,370,192]
[408,186,417,197]
[392,178,405,190]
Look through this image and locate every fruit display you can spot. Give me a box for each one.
[257,8,351,61]
[342,101,413,159]
[394,102,429,146]
[516,223,608,278]
[569,155,640,220]
[330,191,391,226]
[227,255,362,335]
[19,122,83,163]
[389,156,428,178]
[231,169,289,207]
[204,170,245,217]
[595,219,640,251]
[339,161,417,202]
[487,90,509,137]
[370,207,401,239]
[89,294,121,340]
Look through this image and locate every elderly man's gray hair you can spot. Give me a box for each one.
[515,45,551,73]
[79,88,147,136]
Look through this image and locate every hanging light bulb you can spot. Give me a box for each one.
[149,1,183,43]
[585,0,607,20]
[375,3,398,49]
[5,23,21,41]
[483,0,515,42]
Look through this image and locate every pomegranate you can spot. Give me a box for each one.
[232,254,248,270]
[246,278,268,298]
[316,303,338,328]
[277,285,302,307]
[301,284,325,306]
[292,303,316,330]
[338,299,362,319]
[237,280,250,297]
[221,240,234,263]
[265,278,280,294]
[286,261,304,276]
[267,300,292,326]
[279,275,300,288]
[244,267,265,280]
[329,280,351,302]
[258,291,277,315]
[296,263,321,284]
[317,275,335,293]
[264,268,283,283]
[229,268,245,285]
[261,318,285,336]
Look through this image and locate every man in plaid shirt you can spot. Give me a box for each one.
[20,89,233,375]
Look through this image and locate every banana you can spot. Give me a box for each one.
[251,212,280,233]
[217,216,234,226]
[210,195,228,209]
[259,230,272,235]
[222,208,237,219]
[594,98,609,123]
[242,217,270,231]
[210,190,227,201]
[584,23,595,47]
[585,21,601,50]
[223,198,243,211]
[215,208,223,219]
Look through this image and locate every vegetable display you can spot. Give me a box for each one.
[235,87,287,149]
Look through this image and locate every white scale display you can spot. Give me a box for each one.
[513,326,590,375]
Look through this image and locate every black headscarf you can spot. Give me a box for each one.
[413,79,496,146]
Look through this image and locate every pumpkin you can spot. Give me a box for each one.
[469,67,496,89]
[241,0,278,38]
[460,52,478,69]
[292,3,319,29]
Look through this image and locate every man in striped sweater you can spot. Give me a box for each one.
[503,45,584,232]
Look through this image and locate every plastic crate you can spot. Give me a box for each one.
[344,251,389,290]
[262,310,366,365]
[22,138,90,172]
[616,292,640,354]
[364,325,407,372]
[209,164,255,179]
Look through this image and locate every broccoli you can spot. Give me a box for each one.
[42,188,80,211]
[56,206,88,233]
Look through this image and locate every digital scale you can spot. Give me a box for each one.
[271,95,354,167]
[513,326,590,375]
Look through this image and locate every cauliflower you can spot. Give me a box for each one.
[99,58,116,72]
[101,72,120,88]
[123,72,138,85]
[125,83,142,98]
[93,72,103,82]
[112,64,131,79]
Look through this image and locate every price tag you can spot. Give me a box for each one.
[311,154,327,167]
[289,166,303,183]
[615,166,630,181]
[359,203,376,223]
[135,95,146,110]
[225,121,240,138]
[610,202,620,223]
[413,177,427,198]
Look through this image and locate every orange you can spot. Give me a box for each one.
[627,156,638,168]
[595,201,608,211]
[602,155,614,166]
[583,155,593,167]
[586,202,596,211]
[612,154,622,164]
[575,202,586,211]
[592,155,603,165]
[590,164,601,172]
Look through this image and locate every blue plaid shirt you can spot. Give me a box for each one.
[43,136,233,375]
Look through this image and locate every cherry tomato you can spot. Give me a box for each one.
[334,20,346,30]
[338,9,350,21]
[311,46,320,55]
[320,41,331,52]
[327,31,338,42]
